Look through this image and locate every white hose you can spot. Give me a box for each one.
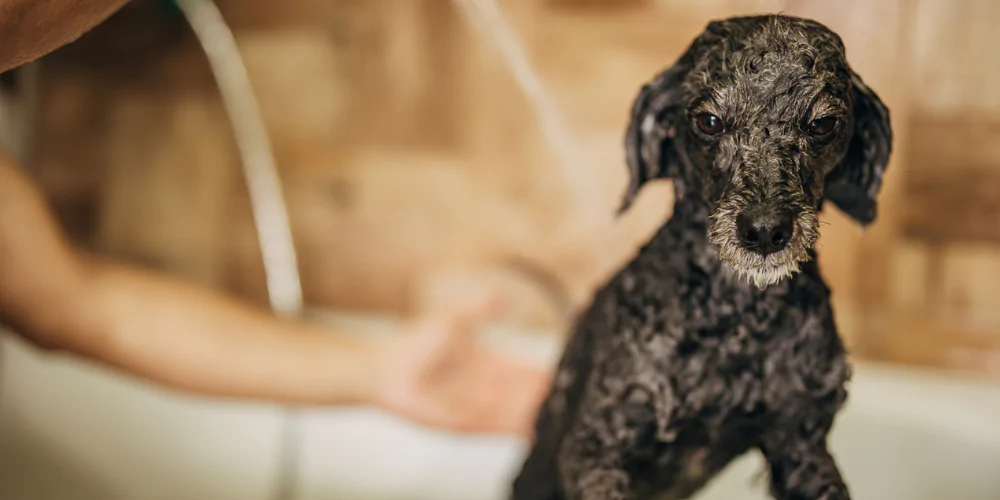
[174,0,304,317]
[452,0,608,264]
[172,2,304,500]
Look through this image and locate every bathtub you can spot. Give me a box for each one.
[2,310,999,500]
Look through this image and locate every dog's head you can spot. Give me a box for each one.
[620,15,892,288]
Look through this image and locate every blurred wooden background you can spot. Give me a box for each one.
[7,0,1000,377]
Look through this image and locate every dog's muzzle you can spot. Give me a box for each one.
[708,193,820,288]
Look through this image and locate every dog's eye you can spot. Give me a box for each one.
[807,116,837,137]
[695,113,724,135]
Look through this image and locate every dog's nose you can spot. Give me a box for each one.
[736,211,794,255]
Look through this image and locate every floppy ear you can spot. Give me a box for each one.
[617,64,690,215]
[823,72,893,227]
[618,21,727,214]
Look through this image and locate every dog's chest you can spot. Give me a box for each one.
[670,284,790,409]
[612,268,831,426]
[611,282,830,497]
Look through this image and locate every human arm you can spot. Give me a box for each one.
[0,0,132,73]
[0,155,550,435]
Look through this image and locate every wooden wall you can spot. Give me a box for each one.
[16,0,1000,377]
[878,0,1000,376]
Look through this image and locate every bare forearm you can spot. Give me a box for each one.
[0,0,130,72]
[0,154,386,406]
[72,255,389,406]
[0,156,547,435]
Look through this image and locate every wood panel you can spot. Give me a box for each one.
[909,0,1000,116]
[19,0,1000,376]
[863,0,1000,375]
[904,166,1000,244]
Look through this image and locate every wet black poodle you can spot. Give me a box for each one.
[510,14,892,500]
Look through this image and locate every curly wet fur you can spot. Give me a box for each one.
[510,14,891,500]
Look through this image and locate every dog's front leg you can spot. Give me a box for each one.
[761,411,849,500]
[555,390,658,500]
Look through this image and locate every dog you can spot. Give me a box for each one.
[509,14,891,500]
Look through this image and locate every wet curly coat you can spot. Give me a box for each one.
[509,14,892,500]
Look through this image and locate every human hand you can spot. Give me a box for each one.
[375,295,552,437]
